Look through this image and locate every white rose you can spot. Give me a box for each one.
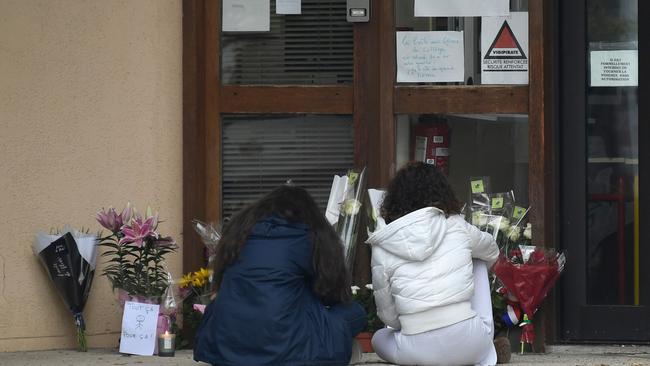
[365,284,373,290]
[523,223,532,239]
[351,285,360,295]
[342,199,362,216]
[488,216,510,232]
[507,226,521,242]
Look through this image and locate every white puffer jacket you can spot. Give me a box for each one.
[366,207,498,335]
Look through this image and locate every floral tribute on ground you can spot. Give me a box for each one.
[96,203,178,352]
[465,177,566,354]
[351,284,383,353]
[33,227,98,351]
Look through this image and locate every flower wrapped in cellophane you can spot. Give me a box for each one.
[179,267,214,313]
[192,219,221,267]
[96,203,177,353]
[33,226,98,351]
[97,203,177,299]
[366,188,386,236]
[493,244,565,353]
[326,168,366,269]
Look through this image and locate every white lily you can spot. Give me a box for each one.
[342,199,362,216]
[351,285,360,295]
[507,226,521,242]
[365,284,373,290]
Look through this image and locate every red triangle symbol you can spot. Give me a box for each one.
[494,25,518,49]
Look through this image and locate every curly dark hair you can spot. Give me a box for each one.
[211,185,352,306]
[381,162,462,224]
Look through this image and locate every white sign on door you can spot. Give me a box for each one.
[414,0,509,17]
[590,50,638,87]
[276,0,301,15]
[119,301,160,356]
[396,31,465,83]
[481,12,528,84]
[222,0,270,32]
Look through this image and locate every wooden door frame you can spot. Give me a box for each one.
[183,0,556,345]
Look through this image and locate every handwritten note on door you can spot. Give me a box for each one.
[119,301,160,356]
[396,31,465,83]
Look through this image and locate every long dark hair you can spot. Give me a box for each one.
[211,185,351,305]
[381,162,462,224]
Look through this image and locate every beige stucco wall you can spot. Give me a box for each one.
[0,0,182,352]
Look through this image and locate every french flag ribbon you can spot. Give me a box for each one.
[502,304,521,327]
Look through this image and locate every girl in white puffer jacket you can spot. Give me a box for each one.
[367,162,499,366]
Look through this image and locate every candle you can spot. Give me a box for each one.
[158,331,176,357]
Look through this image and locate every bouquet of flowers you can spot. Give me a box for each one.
[351,284,383,353]
[192,219,221,268]
[351,284,383,333]
[326,168,366,268]
[33,227,98,351]
[465,177,566,353]
[96,203,178,352]
[96,203,177,299]
[179,267,214,313]
[493,243,565,353]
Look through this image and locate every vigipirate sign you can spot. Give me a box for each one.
[481,12,529,84]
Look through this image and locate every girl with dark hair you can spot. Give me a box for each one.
[367,162,499,365]
[194,185,366,366]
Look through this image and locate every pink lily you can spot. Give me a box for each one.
[120,202,133,226]
[119,215,157,247]
[96,207,123,233]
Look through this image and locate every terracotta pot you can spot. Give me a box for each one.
[355,331,373,353]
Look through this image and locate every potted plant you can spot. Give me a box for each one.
[351,284,383,353]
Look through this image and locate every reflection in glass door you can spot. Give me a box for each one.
[561,0,646,341]
[585,0,638,306]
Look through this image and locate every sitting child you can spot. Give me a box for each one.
[194,185,366,366]
[367,162,499,366]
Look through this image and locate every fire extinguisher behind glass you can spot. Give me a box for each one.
[410,115,451,175]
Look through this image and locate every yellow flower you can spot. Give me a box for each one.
[196,268,211,280]
[192,276,205,288]
[179,273,193,288]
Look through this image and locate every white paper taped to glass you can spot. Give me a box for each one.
[414,0,509,17]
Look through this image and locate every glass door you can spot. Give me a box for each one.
[561,0,648,341]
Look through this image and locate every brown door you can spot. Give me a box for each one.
[183,0,554,338]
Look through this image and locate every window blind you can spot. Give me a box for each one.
[221,115,354,218]
[221,0,353,85]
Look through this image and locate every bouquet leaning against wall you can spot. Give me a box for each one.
[96,203,178,350]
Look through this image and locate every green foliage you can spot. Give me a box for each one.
[352,285,384,333]
[98,234,176,299]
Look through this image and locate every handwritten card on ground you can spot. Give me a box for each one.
[396,31,464,83]
[119,301,160,356]
[414,0,509,17]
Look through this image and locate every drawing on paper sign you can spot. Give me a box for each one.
[484,21,526,61]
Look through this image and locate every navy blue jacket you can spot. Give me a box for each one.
[194,216,363,366]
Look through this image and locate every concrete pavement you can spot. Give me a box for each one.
[1,345,650,365]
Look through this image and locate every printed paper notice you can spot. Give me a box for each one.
[276,0,301,14]
[119,301,160,356]
[590,50,638,87]
[396,31,464,83]
[414,0,509,17]
[481,12,528,84]
[223,0,270,32]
